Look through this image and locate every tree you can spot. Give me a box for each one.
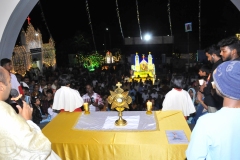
[78,52,104,71]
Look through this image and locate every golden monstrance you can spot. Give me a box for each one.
[107,82,132,126]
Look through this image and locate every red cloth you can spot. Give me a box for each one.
[60,107,82,112]
[18,86,24,95]
[174,88,182,91]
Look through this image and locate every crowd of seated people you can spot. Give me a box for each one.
[16,35,240,126]
[11,65,176,126]
[11,69,224,128]
[13,61,224,127]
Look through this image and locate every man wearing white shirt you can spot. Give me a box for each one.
[51,79,58,90]
[186,61,240,160]
[1,58,23,95]
[82,83,104,112]
[151,89,158,99]
[53,74,84,112]
[142,90,149,103]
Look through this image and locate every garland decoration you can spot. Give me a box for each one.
[116,0,124,40]
[136,0,142,39]
[38,0,53,39]
[86,0,97,52]
[167,0,173,36]
[198,0,201,49]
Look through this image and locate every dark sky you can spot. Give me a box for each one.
[26,0,240,54]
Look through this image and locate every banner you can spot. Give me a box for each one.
[185,22,192,32]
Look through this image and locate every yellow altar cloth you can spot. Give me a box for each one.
[42,111,191,160]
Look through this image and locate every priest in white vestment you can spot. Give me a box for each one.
[0,66,61,159]
[162,75,196,117]
[52,74,84,112]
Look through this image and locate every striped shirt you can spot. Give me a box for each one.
[82,92,104,111]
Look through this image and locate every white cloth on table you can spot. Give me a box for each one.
[52,86,84,112]
[162,89,196,116]
[0,101,61,159]
[74,111,157,131]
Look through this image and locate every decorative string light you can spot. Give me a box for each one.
[12,23,56,76]
[42,38,56,67]
[167,0,173,36]
[116,0,124,40]
[25,24,42,50]
[86,0,97,52]
[198,0,201,49]
[136,0,142,39]
[77,52,104,71]
[12,46,32,76]
[38,0,53,39]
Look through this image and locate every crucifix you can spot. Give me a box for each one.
[116,82,122,88]
[27,16,31,24]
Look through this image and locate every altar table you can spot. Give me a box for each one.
[42,111,191,160]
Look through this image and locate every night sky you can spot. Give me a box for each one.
[26,0,240,54]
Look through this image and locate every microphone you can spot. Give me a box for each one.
[10,89,23,108]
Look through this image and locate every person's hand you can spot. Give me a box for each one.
[16,101,33,120]
[11,94,22,101]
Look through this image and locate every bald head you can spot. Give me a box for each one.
[0,67,8,86]
[0,66,11,101]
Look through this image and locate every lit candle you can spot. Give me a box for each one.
[147,100,152,111]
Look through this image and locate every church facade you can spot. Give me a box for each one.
[12,23,56,76]
[130,52,156,84]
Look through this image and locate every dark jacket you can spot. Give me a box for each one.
[203,59,223,108]
[32,104,42,124]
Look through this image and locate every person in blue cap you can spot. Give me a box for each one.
[186,61,240,160]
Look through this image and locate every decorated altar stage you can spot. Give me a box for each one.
[42,111,190,160]
[130,52,156,84]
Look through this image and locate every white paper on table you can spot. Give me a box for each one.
[165,130,189,144]
[102,116,140,130]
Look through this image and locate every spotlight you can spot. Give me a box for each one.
[144,34,151,41]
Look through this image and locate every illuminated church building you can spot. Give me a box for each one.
[131,52,156,83]
[11,18,56,76]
